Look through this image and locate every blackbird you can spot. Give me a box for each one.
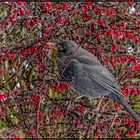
[48,40,140,122]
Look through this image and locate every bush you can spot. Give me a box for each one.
[0,2,140,138]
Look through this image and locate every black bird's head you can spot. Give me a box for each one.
[47,40,78,62]
[56,40,78,57]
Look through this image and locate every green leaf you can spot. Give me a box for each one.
[11,115,19,125]
[28,66,34,82]
[0,120,8,129]
[130,95,140,102]
[49,89,58,99]
[131,104,140,110]
[4,72,11,90]
[0,5,9,19]
[118,126,128,133]
[129,78,140,84]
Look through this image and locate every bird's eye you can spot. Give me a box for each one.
[58,45,65,52]
[60,46,64,51]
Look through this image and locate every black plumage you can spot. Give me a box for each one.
[51,40,140,122]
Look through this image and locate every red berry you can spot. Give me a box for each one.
[36,56,42,63]
[124,118,129,124]
[34,19,39,25]
[51,117,55,123]
[31,47,38,54]
[112,44,119,52]
[58,17,66,24]
[0,93,7,102]
[87,30,92,35]
[136,124,140,129]
[45,29,49,36]
[41,3,46,9]
[63,3,70,10]
[13,134,22,140]
[115,104,122,110]
[104,58,109,64]
[20,9,25,15]
[24,21,30,27]
[129,119,134,125]
[46,2,51,9]
[110,9,115,15]
[123,9,127,14]
[114,117,120,123]
[7,54,15,60]
[98,19,106,26]
[132,88,137,95]
[127,131,136,137]
[95,131,100,137]
[14,8,18,14]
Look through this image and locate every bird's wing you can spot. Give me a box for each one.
[77,55,116,82]
[76,55,122,96]
[65,59,109,98]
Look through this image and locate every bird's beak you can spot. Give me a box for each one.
[46,42,57,50]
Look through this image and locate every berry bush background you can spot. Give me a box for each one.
[0,2,140,138]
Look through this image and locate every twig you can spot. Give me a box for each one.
[104,113,118,137]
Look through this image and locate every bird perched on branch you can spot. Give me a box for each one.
[48,40,140,122]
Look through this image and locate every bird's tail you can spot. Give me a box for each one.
[108,92,140,122]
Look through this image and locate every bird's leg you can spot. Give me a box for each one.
[75,95,85,100]
[66,88,77,111]
[94,96,104,114]
[66,100,75,111]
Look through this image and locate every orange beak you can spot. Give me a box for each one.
[46,42,57,50]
